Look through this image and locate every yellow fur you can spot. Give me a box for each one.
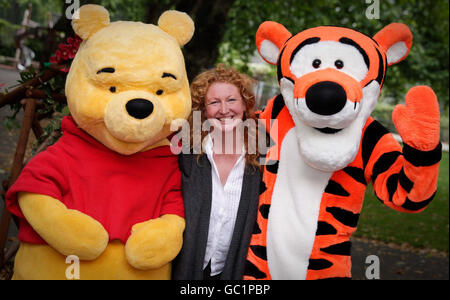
[12,4,194,280]
[72,4,110,40]
[18,192,108,260]
[158,10,195,46]
[13,241,171,280]
[66,19,192,155]
[125,215,185,270]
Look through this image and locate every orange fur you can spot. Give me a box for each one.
[244,22,441,280]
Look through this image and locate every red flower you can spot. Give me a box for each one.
[49,35,82,66]
[54,49,62,59]
[49,55,60,63]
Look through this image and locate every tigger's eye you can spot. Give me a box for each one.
[335,59,344,69]
[312,59,321,68]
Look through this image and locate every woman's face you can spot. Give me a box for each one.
[204,82,246,132]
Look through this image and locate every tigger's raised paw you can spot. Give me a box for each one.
[393,85,440,151]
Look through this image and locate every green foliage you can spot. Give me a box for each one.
[2,65,69,151]
[0,0,62,62]
[0,19,21,57]
[13,0,62,25]
[79,0,177,22]
[87,0,149,21]
[2,66,40,131]
[371,102,397,133]
[371,102,449,142]
[2,0,448,112]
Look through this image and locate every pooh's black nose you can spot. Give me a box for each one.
[305,81,347,116]
[126,99,154,119]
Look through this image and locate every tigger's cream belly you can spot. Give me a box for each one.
[266,128,333,279]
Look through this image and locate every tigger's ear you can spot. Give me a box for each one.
[256,21,292,65]
[373,23,412,66]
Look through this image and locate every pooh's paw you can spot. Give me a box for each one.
[125,214,185,270]
[56,209,109,260]
[18,192,109,261]
[392,86,440,151]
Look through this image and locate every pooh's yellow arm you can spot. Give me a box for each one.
[18,192,109,260]
[125,214,185,270]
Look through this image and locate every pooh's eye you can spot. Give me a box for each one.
[109,86,116,93]
[312,59,321,69]
[156,90,164,95]
[162,73,177,80]
[335,59,344,69]
[97,67,115,74]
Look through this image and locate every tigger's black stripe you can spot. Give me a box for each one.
[370,37,380,46]
[320,241,352,256]
[308,259,333,270]
[289,37,321,64]
[283,34,295,46]
[277,46,287,82]
[371,151,401,183]
[343,166,366,185]
[401,191,435,211]
[250,245,267,261]
[259,204,271,219]
[265,160,279,174]
[375,47,385,86]
[398,168,414,193]
[275,35,295,79]
[403,142,442,167]
[339,37,370,69]
[259,180,267,195]
[326,207,360,227]
[244,260,267,279]
[252,221,262,234]
[325,180,350,196]
[376,189,435,211]
[271,94,285,120]
[386,173,399,202]
[316,221,337,235]
[259,127,273,150]
[361,120,389,169]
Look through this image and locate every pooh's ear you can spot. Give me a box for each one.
[256,21,292,65]
[158,10,194,46]
[72,4,110,40]
[373,23,412,66]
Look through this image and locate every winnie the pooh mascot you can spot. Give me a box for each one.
[6,4,194,279]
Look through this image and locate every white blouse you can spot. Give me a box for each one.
[202,135,246,276]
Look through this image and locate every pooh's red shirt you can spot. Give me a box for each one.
[6,116,184,244]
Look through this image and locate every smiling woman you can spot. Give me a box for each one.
[172,64,262,280]
[188,64,259,167]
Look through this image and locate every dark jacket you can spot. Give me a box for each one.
[172,153,261,280]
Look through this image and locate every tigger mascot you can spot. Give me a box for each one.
[244,22,442,280]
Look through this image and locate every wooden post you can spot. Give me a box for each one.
[0,98,37,267]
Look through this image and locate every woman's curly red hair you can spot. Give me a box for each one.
[188,64,260,169]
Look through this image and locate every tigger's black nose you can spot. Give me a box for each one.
[305,81,347,115]
[126,98,154,119]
